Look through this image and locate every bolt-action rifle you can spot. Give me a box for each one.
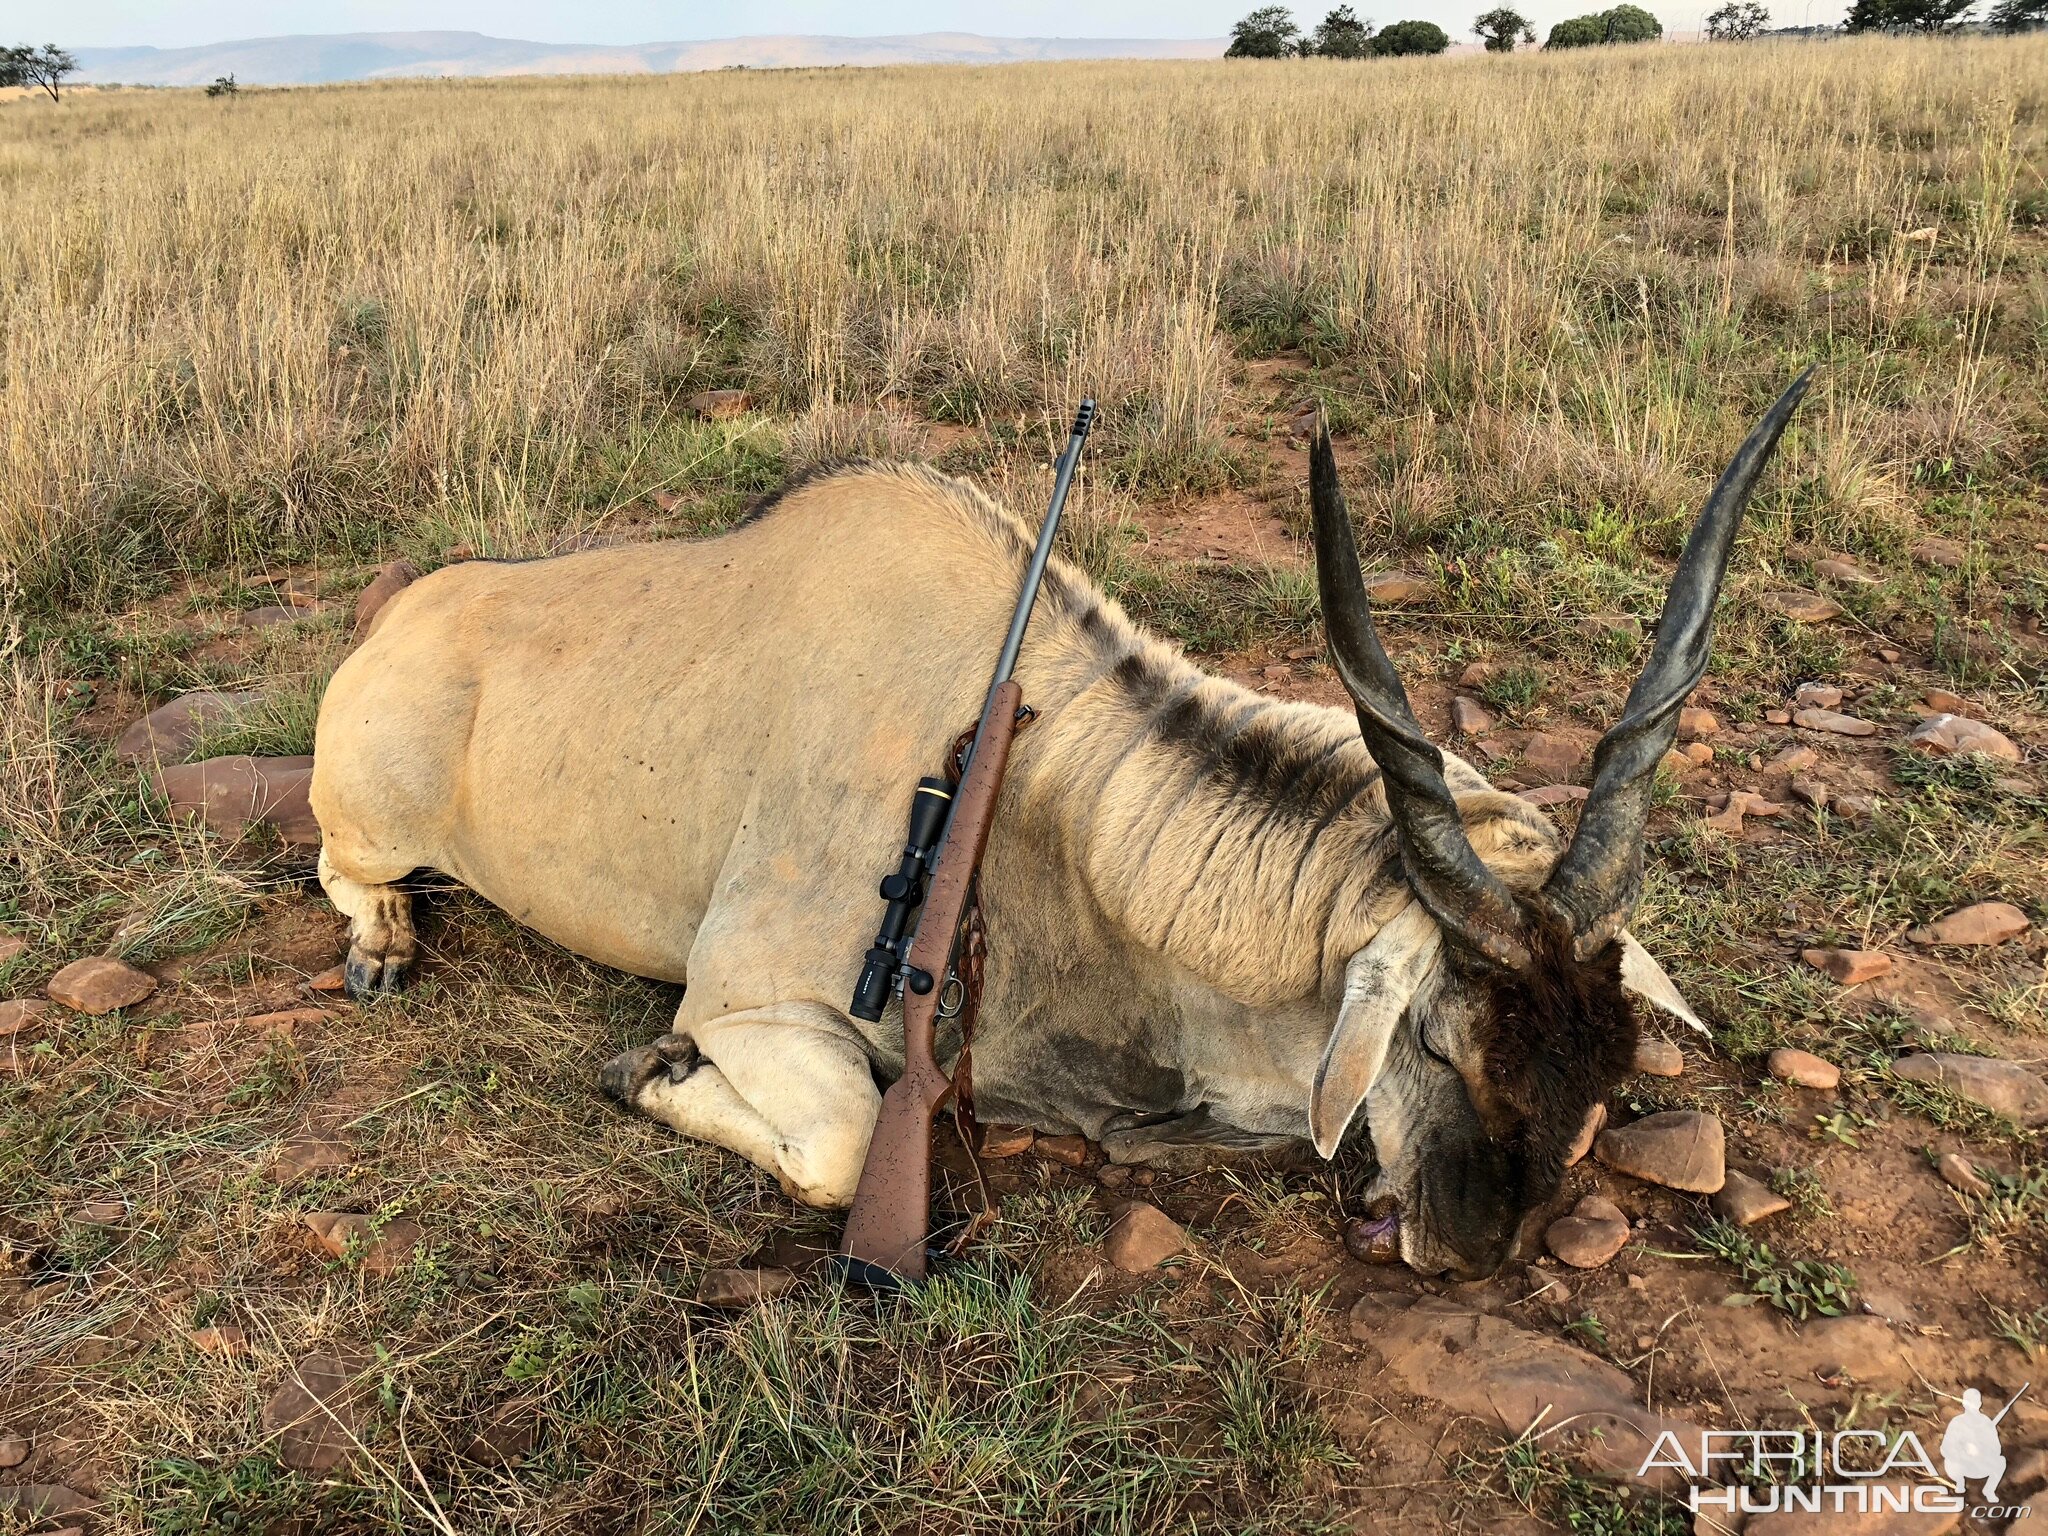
[838,398,1096,1286]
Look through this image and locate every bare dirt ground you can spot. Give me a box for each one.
[4,347,2045,1535]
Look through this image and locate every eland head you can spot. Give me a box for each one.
[1308,370,1812,1277]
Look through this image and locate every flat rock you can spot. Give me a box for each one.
[114,687,270,766]
[46,955,156,1015]
[1450,697,1495,735]
[272,1136,354,1185]
[0,1434,25,1468]
[303,1212,422,1275]
[1457,661,1499,688]
[352,558,419,637]
[1363,572,1430,605]
[1594,1110,1725,1193]
[697,1267,798,1307]
[1911,535,1966,568]
[1936,1151,1989,1197]
[153,755,321,845]
[1677,706,1719,740]
[1765,707,1792,724]
[188,1325,251,1358]
[0,930,25,965]
[1703,789,1783,834]
[1924,689,1969,714]
[1813,557,1880,586]
[262,1353,369,1474]
[1892,1053,2048,1126]
[1763,744,1818,774]
[979,1124,1035,1158]
[1768,1048,1840,1090]
[1036,1134,1089,1167]
[1521,732,1584,782]
[1801,947,1892,986]
[0,998,51,1036]
[1789,776,1830,810]
[1544,1195,1630,1268]
[1927,901,2029,946]
[307,965,347,993]
[1565,1102,1605,1167]
[1907,713,2020,763]
[1794,708,1876,737]
[1633,1037,1683,1077]
[1793,682,1844,710]
[1516,784,1588,807]
[1347,1292,1705,1491]
[1102,1202,1190,1272]
[1766,591,1843,624]
[1832,792,1875,820]
[0,1487,95,1523]
[686,388,750,420]
[1711,1170,1789,1225]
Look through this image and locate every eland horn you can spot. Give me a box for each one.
[1310,422,1532,974]
[1542,367,1815,957]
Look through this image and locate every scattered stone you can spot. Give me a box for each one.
[1450,697,1495,735]
[1544,1195,1630,1269]
[1347,1292,1706,1492]
[1096,1164,1131,1189]
[1794,683,1844,711]
[697,1267,798,1307]
[1924,690,1969,714]
[0,998,51,1036]
[0,930,25,965]
[1677,706,1719,740]
[74,1200,125,1223]
[1763,744,1818,775]
[1936,1152,1990,1198]
[1766,591,1843,624]
[686,388,750,420]
[1768,1048,1840,1091]
[1814,557,1880,586]
[1036,1134,1089,1167]
[1566,1102,1606,1167]
[1876,647,1901,664]
[0,1487,95,1524]
[1595,1110,1725,1193]
[240,604,310,629]
[1801,948,1892,986]
[262,1354,370,1474]
[1703,790,1783,835]
[1911,536,1966,569]
[1575,614,1641,645]
[1102,1201,1190,1272]
[1681,741,1715,767]
[302,1212,423,1275]
[1633,1037,1683,1077]
[1892,1054,2048,1127]
[1517,784,1588,807]
[1659,749,1690,779]
[1764,707,1792,725]
[1789,777,1829,810]
[1458,661,1499,688]
[979,1124,1035,1158]
[1712,1171,1790,1226]
[1831,793,1875,821]
[0,1434,26,1468]
[1794,708,1876,737]
[114,687,270,766]
[188,1325,251,1358]
[1363,572,1430,605]
[352,558,420,638]
[1927,901,2029,946]
[272,1136,354,1186]
[1906,713,2021,763]
[45,955,156,1015]
[153,755,321,846]
[307,965,347,993]
[1522,732,1585,781]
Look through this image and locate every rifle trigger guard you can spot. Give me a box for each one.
[936,972,966,1019]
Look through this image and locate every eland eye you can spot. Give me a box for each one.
[1420,1019,1456,1069]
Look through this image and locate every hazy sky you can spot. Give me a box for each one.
[16,1,1249,50]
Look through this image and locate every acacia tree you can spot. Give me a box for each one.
[1844,0,1974,26]
[1312,5,1377,54]
[4,45,79,102]
[1473,5,1538,48]
[1226,6,1306,55]
[1371,18,1453,50]
[1546,4,1664,43]
[1706,0,1770,33]
[1986,0,2046,26]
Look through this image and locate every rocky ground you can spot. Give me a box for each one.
[3,377,2046,1535]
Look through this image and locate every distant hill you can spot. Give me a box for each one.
[74,30,1228,87]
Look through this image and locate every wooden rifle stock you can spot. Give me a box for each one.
[838,681,1023,1284]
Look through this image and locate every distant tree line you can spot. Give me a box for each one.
[1226,5,1455,56]
[0,44,78,101]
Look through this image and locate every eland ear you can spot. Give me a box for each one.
[1310,902,1443,1159]
[1617,930,1707,1036]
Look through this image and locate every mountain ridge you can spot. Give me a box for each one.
[74,29,1228,87]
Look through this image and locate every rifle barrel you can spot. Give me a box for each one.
[984,399,1095,707]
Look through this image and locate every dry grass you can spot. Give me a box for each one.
[3,37,2048,1536]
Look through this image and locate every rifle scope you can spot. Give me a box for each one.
[849,777,952,1021]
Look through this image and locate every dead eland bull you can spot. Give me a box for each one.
[311,372,1810,1278]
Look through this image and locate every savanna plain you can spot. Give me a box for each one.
[2,34,2047,1535]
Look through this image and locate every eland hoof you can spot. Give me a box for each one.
[599,1032,698,1105]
